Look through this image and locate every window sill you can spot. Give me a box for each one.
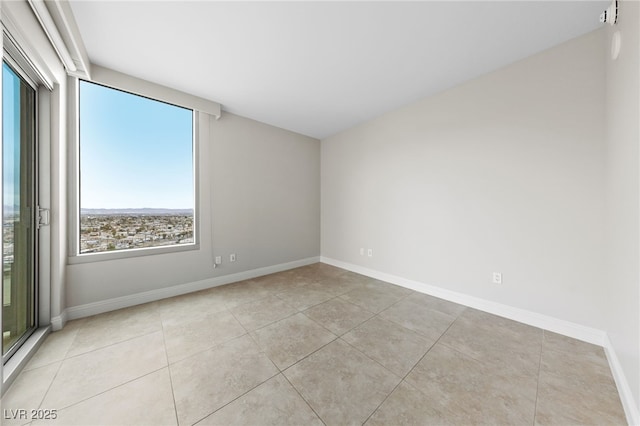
[67,242,199,265]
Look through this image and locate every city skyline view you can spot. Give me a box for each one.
[80,212,194,253]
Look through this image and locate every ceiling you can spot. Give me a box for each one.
[68,1,608,139]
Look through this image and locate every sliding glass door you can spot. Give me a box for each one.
[2,60,37,360]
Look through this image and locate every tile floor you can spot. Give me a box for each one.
[0,263,627,425]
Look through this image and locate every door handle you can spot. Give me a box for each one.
[37,206,50,229]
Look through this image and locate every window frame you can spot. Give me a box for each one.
[68,78,200,264]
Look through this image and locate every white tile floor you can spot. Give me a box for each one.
[0,263,627,425]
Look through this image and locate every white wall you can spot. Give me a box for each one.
[322,30,606,329]
[604,0,640,417]
[66,111,320,308]
[210,113,321,270]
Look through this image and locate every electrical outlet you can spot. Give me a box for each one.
[367,249,373,257]
[492,272,502,284]
[215,256,222,265]
[230,253,236,262]
[360,248,364,256]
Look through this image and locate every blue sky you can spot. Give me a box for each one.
[3,63,21,212]
[80,80,193,209]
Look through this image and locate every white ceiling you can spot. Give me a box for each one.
[69,1,608,139]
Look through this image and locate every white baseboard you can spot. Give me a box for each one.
[61,256,319,322]
[321,256,638,426]
[50,309,68,331]
[604,335,640,426]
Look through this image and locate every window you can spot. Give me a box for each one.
[78,81,195,255]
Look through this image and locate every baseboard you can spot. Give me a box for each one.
[604,335,640,426]
[50,310,68,331]
[321,256,639,425]
[63,256,320,321]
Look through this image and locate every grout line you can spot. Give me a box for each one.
[277,336,343,423]
[162,273,339,368]
[427,314,500,369]
[189,370,281,426]
[326,289,440,376]
[281,373,327,426]
[336,280,414,316]
[280,335,339,374]
[268,274,427,409]
[300,314,341,338]
[176,268,334,424]
[336,294,379,314]
[244,309,301,334]
[533,331,545,426]
[222,290,278,311]
[228,308,286,381]
[436,310,544,369]
[301,311,371,338]
[245,331,281,374]
[165,330,250,367]
[52,321,85,362]
[227,308,251,335]
[34,357,65,412]
[160,316,181,426]
[22,327,82,373]
[249,308,302,333]
[61,328,163,361]
[337,335,405,382]
[272,292,334,312]
[25,311,165,414]
[362,312,460,424]
[42,366,169,413]
[60,304,167,361]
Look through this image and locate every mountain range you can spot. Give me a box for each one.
[80,208,193,215]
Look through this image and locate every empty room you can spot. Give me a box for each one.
[0,0,638,425]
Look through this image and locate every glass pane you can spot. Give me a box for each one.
[2,62,36,357]
[79,81,194,254]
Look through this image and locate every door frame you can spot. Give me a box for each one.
[0,6,55,394]
[1,55,40,364]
